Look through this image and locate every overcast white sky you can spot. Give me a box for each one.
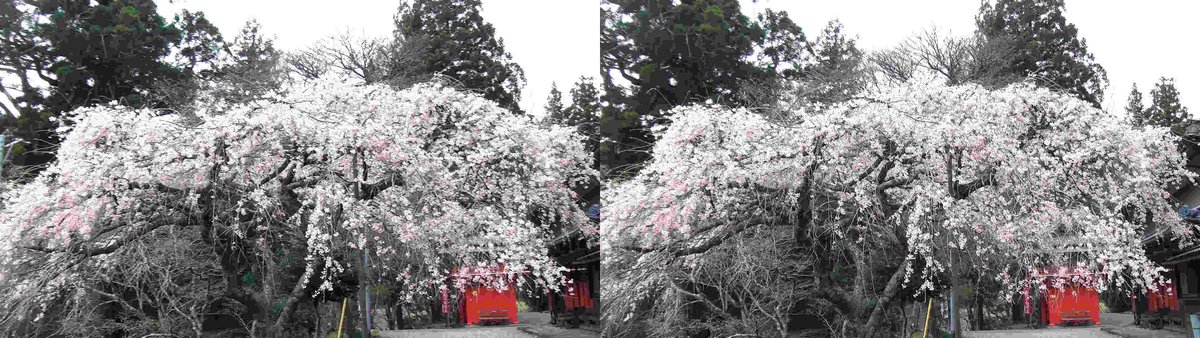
[5,1,1195,118]
[742,0,1200,113]
[157,0,599,118]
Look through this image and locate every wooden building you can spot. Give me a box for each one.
[1141,121,1200,334]
[546,203,600,327]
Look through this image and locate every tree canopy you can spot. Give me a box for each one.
[0,0,223,174]
[602,75,1190,337]
[0,75,595,336]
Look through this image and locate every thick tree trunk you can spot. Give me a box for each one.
[345,296,360,337]
[927,298,943,336]
[852,245,872,300]
[313,299,322,338]
[359,249,371,336]
[975,293,984,330]
[385,302,394,330]
[863,257,910,337]
[396,302,405,329]
[431,297,444,324]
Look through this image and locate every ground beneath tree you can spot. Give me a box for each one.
[963,312,1189,338]
[377,312,599,338]
[1097,312,1187,338]
[378,326,535,338]
[965,327,1119,337]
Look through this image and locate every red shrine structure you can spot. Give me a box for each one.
[448,266,520,326]
[1132,279,1179,325]
[448,259,599,327]
[1147,281,1181,313]
[443,202,600,328]
[459,283,519,325]
[1024,266,1102,327]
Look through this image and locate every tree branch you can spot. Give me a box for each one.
[950,174,993,200]
[22,214,184,257]
[863,256,911,337]
[362,173,405,200]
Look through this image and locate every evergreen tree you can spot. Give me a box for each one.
[544,83,565,125]
[0,0,222,173]
[1127,83,1145,125]
[754,9,807,79]
[811,20,861,72]
[548,77,604,220]
[546,78,600,158]
[394,0,526,113]
[566,77,600,157]
[976,0,1107,107]
[600,0,806,177]
[1145,77,1190,131]
[804,20,865,105]
[221,20,282,86]
[157,19,284,109]
[567,77,601,126]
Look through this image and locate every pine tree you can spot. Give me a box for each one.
[805,20,865,105]
[1127,83,1145,125]
[566,77,600,129]
[567,77,600,157]
[544,83,565,125]
[600,0,807,177]
[1145,77,1190,131]
[755,9,807,79]
[395,0,526,113]
[211,20,284,104]
[0,0,222,172]
[224,20,280,78]
[976,0,1108,107]
[546,78,599,157]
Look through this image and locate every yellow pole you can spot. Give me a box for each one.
[337,298,349,338]
[922,297,933,338]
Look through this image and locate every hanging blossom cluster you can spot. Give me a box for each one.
[0,75,596,303]
[603,76,1193,297]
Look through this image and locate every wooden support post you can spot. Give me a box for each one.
[337,298,348,338]
[923,297,933,338]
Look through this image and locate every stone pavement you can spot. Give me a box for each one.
[965,327,1119,337]
[1098,312,1187,338]
[515,311,599,338]
[519,311,551,325]
[378,326,536,338]
[518,325,601,338]
[961,312,1190,338]
[377,312,598,338]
